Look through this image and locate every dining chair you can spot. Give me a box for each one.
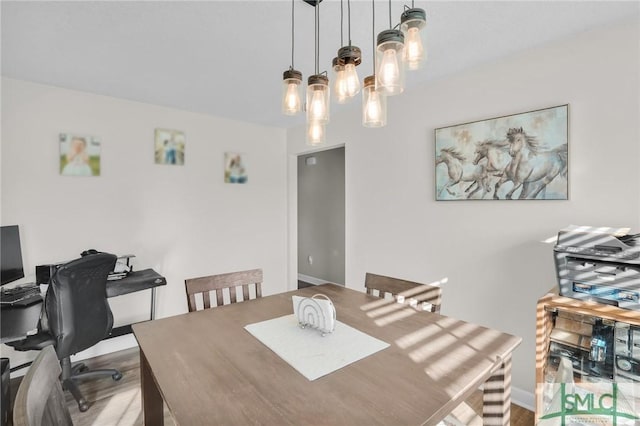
[185,268,263,312]
[13,345,73,426]
[365,273,477,424]
[364,272,442,313]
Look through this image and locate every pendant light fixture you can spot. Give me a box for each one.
[400,1,426,70]
[335,0,361,103]
[306,0,329,145]
[282,0,303,115]
[363,0,387,127]
[332,57,347,104]
[375,0,405,96]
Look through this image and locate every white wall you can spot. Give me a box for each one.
[287,19,640,405]
[1,78,288,367]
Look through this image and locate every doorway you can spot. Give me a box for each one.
[297,147,345,287]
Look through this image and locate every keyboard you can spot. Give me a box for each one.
[0,284,42,307]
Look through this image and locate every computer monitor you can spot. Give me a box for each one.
[1,225,25,286]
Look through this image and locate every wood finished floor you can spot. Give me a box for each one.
[10,346,535,426]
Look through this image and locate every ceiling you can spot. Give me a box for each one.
[2,1,638,128]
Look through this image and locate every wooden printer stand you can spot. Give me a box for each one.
[535,288,640,423]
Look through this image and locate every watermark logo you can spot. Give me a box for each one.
[539,382,640,425]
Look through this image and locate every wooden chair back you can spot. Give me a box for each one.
[185,269,263,312]
[13,345,73,426]
[364,273,442,313]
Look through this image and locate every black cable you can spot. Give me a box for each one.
[372,0,375,74]
[388,0,391,29]
[291,0,295,69]
[315,1,320,75]
[340,0,344,47]
[347,0,352,46]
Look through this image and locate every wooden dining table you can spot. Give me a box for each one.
[132,284,521,425]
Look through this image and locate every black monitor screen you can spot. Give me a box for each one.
[1,225,25,285]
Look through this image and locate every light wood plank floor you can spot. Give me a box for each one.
[10,347,534,425]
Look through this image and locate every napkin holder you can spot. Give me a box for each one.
[292,294,336,336]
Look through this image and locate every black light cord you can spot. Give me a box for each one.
[388,0,392,29]
[315,1,320,75]
[372,0,375,74]
[291,0,295,69]
[347,0,352,46]
[340,0,344,47]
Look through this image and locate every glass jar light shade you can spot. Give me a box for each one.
[343,63,360,98]
[306,75,330,124]
[375,30,405,96]
[337,45,362,100]
[332,57,348,104]
[362,76,387,128]
[306,121,325,146]
[400,8,427,70]
[281,69,303,115]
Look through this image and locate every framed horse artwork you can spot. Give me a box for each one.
[434,104,568,201]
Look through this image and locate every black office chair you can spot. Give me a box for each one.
[9,252,122,412]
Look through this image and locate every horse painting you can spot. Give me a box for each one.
[493,127,568,199]
[436,148,491,199]
[435,105,568,200]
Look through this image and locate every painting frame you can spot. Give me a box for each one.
[59,132,101,177]
[224,152,248,184]
[435,104,569,201]
[154,128,185,166]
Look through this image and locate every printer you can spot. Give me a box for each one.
[554,226,640,310]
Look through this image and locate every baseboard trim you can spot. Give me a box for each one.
[511,386,535,412]
[297,273,341,286]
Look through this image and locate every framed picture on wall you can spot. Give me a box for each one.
[154,128,185,165]
[59,133,101,176]
[224,152,248,184]
[435,104,568,201]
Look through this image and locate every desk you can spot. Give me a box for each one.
[133,284,521,425]
[0,303,41,345]
[0,269,166,345]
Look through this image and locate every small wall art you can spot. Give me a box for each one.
[154,128,185,165]
[224,152,248,184]
[435,104,568,201]
[59,133,101,176]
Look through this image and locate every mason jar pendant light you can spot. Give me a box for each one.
[333,0,361,103]
[376,0,405,96]
[332,57,348,104]
[281,0,302,115]
[282,69,303,115]
[307,74,330,124]
[306,0,329,145]
[363,76,387,127]
[363,0,387,127]
[400,2,426,70]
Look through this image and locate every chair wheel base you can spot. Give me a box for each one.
[78,399,89,412]
[112,372,122,381]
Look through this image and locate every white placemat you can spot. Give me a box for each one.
[244,314,390,381]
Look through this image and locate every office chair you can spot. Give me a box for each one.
[365,273,442,313]
[9,252,122,412]
[13,345,73,426]
[185,268,262,312]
